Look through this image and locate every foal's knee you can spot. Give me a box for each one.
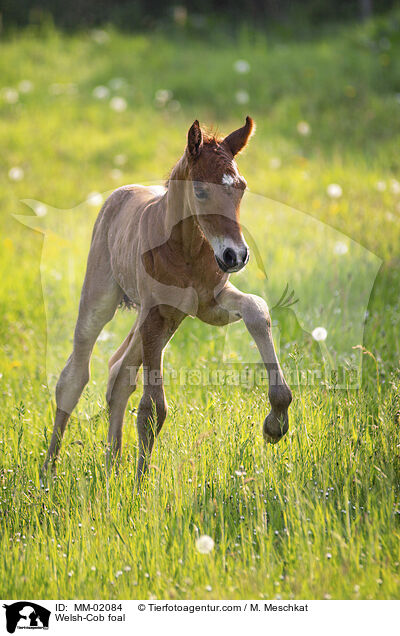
[241,294,271,336]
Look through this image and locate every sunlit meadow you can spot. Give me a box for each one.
[0,13,400,600]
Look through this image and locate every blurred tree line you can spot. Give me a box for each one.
[0,0,397,31]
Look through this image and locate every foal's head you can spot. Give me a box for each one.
[185,116,254,273]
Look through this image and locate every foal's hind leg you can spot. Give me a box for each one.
[106,319,142,463]
[135,306,184,482]
[42,273,122,474]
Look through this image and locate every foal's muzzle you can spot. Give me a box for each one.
[215,246,249,273]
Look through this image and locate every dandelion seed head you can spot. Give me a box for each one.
[234,59,250,74]
[49,83,64,95]
[297,120,311,136]
[2,87,19,103]
[35,203,47,218]
[93,85,110,100]
[312,327,328,342]
[196,534,214,554]
[91,29,110,44]
[109,77,126,91]
[18,80,33,93]
[327,183,343,199]
[114,153,127,166]
[334,241,348,255]
[87,192,104,207]
[235,90,249,104]
[110,168,123,180]
[168,99,181,112]
[154,89,172,107]
[8,166,24,181]
[269,157,281,170]
[110,96,127,112]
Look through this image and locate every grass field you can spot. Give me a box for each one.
[1,12,400,600]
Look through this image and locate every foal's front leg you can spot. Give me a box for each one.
[214,284,292,442]
[136,306,183,481]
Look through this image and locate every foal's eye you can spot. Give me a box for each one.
[193,184,209,200]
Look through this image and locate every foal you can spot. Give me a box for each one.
[42,116,292,480]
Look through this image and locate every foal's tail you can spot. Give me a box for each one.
[108,318,138,369]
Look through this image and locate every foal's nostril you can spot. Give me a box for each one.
[223,248,237,269]
[242,247,249,264]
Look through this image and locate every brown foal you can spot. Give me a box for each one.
[42,116,292,481]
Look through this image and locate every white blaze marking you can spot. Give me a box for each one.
[222,173,235,186]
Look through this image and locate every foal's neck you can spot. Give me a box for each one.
[164,153,205,260]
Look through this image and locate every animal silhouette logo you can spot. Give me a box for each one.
[2,602,50,633]
[14,187,381,395]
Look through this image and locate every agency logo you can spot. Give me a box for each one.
[2,602,50,633]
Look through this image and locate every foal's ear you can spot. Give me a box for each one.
[223,116,255,156]
[187,120,203,158]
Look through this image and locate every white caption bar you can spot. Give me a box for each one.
[1,599,398,636]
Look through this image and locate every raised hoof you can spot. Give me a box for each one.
[263,410,289,445]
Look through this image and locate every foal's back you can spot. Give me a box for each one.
[93,184,167,305]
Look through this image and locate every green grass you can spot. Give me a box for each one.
[1,13,400,599]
